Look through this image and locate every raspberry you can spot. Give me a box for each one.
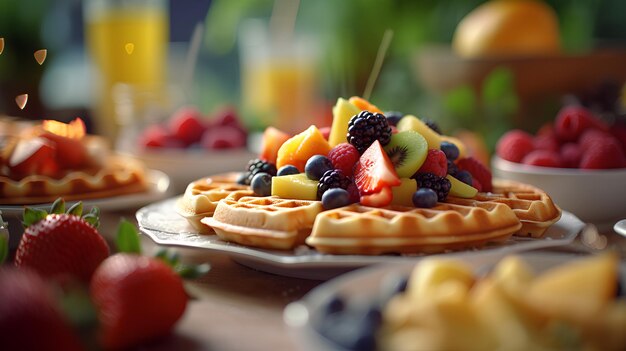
[168,107,206,145]
[413,173,451,202]
[560,142,582,168]
[536,123,554,137]
[139,125,184,148]
[328,143,359,177]
[201,125,246,149]
[554,106,607,142]
[456,157,493,192]
[415,149,447,177]
[521,150,563,168]
[496,130,535,163]
[471,178,483,192]
[610,122,626,154]
[534,134,559,152]
[317,169,352,200]
[347,111,392,153]
[579,139,626,169]
[579,129,619,151]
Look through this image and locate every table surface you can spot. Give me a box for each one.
[92,208,626,351]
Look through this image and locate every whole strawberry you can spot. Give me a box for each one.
[90,253,188,350]
[15,199,109,283]
[0,268,84,351]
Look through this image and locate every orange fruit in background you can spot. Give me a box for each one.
[455,130,491,167]
[452,0,561,58]
[349,96,383,114]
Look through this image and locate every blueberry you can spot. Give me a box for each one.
[412,188,438,208]
[250,172,272,196]
[305,155,334,180]
[319,307,378,351]
[323,295,345,315]
[321,188,350,210]
[440,141,460,160]
[447,159,459,176]
[384,111,404,126]
[456,170,473,186]
[236,172,247,185]
[277,164,300,176]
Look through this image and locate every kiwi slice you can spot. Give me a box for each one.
[383,130,428,178]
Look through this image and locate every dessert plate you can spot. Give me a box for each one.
[284,252,626,351]
[137,197,584,280]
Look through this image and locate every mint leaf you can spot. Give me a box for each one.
[116,219,141,254]
[50,198,65,214]
[23,207,48,227]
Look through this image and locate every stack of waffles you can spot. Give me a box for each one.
[177,174,561,255]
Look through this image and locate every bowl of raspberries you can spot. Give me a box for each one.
[492,105,626,226]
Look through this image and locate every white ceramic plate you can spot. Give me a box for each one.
[137,197,584,280]
[284,252,626,351]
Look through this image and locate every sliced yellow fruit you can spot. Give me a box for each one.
[446,174,478,198]
[271,173,318,200]
[396,115,442,150]
[391,178,417,207]
[329,98,361,147]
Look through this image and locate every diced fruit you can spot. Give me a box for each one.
[329,98,361,147]
[328,143,359,177]
[259,127,291,164]
[40,127,88,169]
[251,173,272,196]
[559,142,582,168]
[383,130,428,178]
[391,178,418,207]
[414,173,451,202]
[526,253,619,323]
[416,149,448,177]
[554,105,608,142]
[276,125,332,171]
[277,165,300,176]
[8,137,58,177]
[210,105,243,129]
[139,125,183,148]
[240,159,277,185]
[347,111,392,154]
[201,125,246,149]
[354,140,401,195]
[495,129,535,163]
[490,256,535,298]
[440,135,467,160]
[396,115,442,150]
[319,126,331,140]
[521,150,563,167]
[271,173,319,201]
[317,169,352,200]
[360,186,393,207]
[456,157,493,192]
[168,106,206,145]
[579,139,626,169]
[412,188,438,208]
[440,141,460,160]
[348,96,383,114]
[446,174,478,198]
[455,170,473,186]
[304,155,334,181]
[321,188,351,210]
[407,258,474,300]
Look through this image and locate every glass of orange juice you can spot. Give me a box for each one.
[84,0,169,141]
[239,19,321,134]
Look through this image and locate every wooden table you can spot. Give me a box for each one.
[94,210,626,351]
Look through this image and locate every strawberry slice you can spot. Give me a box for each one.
[360,186,393,207]
[354,140,400,195]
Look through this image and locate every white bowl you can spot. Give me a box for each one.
[492,155,626,226]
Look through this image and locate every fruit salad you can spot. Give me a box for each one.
[496,105,626,169]
[312,253,625,351]
[137,105,248,150]
[236,96,492,210]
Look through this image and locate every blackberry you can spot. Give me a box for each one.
[317,169,352,200]
[347,111,392,153]
[241,159,277,185]
[413,172,451,202]
[421,118,442,135]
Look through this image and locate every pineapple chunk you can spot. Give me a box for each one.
[391,178,418,207]
[271,173,318,201]
[329,98,361,147]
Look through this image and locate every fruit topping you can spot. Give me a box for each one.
[416,149,448,178]
[347,111,392,154]
[382,130,428,178]
[390,178,418,207]
[412,188,438,208]
[421,117,442,135]
[496,129,535,163]
[305,155,334,181]
[240,158,277,185]
[328,143,359,177]
[521,150,563,168]
[317,169,352,200]
[348,96,383,114]
[413,173,451,202]
[329,98,361,147]
[360,186,393,207]
[276,125,331,171]
[455,170,473,186]
[271,173,319,201]
[321,188,351,210]
[168,106,206,146]
[354,140,401,196]
[440,141,460,160]
[456,156,493,192]
[396,115,442,150]
[383,111,404,126]
[251,173,273,196]
[259,127,291,164]
[277,164,300,176]
[446,174,478,198]
[8,137,58,177]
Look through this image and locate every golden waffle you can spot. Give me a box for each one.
[176,172,250,233]
[306,202,521,255]
[0,155,147,205]
[446,179,561,238]
[202,194,324,250]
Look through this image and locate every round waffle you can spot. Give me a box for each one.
[0,155,147,205]
[306,202,522,255]
[176,172,250,233]
[203,194,324,250]
[446,179,561,238]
